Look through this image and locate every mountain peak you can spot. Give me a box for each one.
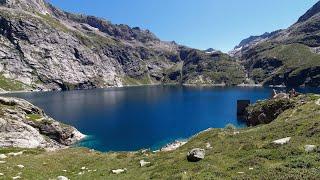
[0,0,49,14]
[297,1,320,23]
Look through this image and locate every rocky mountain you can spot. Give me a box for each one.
[0,96,84,149]
[297,0,320,23]
[203,48,219,54]
[229,30,281,58]
[0,0,245,92]
[233,1,320,87]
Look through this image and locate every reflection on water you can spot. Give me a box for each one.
[5,85,320,152]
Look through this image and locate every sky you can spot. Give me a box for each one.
[48,0,319,52]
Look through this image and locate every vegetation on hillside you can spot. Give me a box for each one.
[0,75,29,91]
[246,43,320,86]
[0,94,319,179]
[182,49,245,86]
[237,2,320,87]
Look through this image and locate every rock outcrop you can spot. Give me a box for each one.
[0,0,245,92]
[0,96,85,149]
[231,1,320,87]
[229,30,281,58]
[187,148,205,162]
[245,94,295,126]
[272,137,291,145]
[305,145,317,152]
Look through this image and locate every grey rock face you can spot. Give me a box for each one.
[229,30,281,58]
[187,148,205,162]
[297,1,320,23]
[0,0,49,14]
[0,0,245,91]
[231,1,320,87]
[0,96,85,149]
[305,145,317,152]
[245,97,294,126]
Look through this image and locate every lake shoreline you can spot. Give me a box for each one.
[3,85,318,152]
[0,83,267,95]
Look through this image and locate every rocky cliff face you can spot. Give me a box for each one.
[232,1,320,87]
[0,0,245,92]
[229,30,281,58]
[297,1,320,23]
[0,0,49,14]
[0,96,84,149]
[245,98,294,126]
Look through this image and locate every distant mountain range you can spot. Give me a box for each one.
[0,0,320,91]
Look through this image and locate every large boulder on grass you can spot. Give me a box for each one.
[187,148,205,162]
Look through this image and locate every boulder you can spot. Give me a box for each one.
[205,142,212,149]
[0,154,7,159]
[57,176,69,180]
[305,145,317,152]
[111,168,127,174]
[8,151,24,156]
[272,137,291,145]
[17,164,24,168]
[273,93,289,99]
[187,148,205,162]
[139,160,151,167]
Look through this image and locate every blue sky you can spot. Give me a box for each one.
[48,0,319,52]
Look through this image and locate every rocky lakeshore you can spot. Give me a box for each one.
[0,0,320,178]
[0,96,85,150]
[0,93,318,179]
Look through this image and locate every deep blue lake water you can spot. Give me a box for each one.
[6,86,320,152]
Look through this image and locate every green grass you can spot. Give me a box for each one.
[183,59,245,86]
[26,114,43,122]
[122,75,152,86]
[0,75,29,91]
[180,49,245,85]
[248,43,320,85]
[261,43,320,73]
[206,60,245,85]
[251,68,267,83]
[0,94,319,179]
[36,13,69,33]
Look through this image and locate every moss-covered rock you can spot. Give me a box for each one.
[245,97,295,126]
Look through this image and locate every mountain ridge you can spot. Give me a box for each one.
[231,0,320,87]
[2,0,320,91]
[297,0,320,23]
[0,0,245,92]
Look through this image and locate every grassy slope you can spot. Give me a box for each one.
[182,51,245,86]
[0,75,30,91]
[261,43,320,74]
[0,94,319,179]
[246,12,320,86]
[249,43,320,84]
